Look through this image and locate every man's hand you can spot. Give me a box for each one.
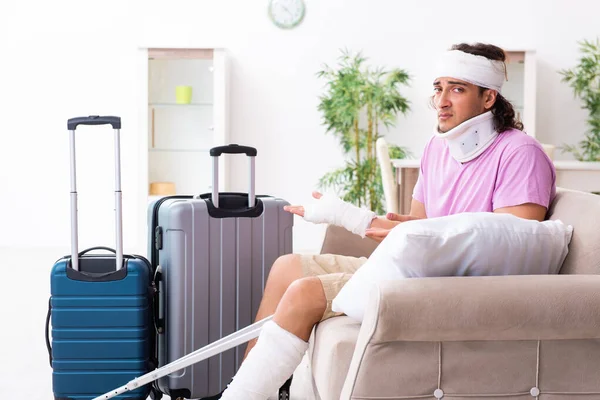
[364,227,392,243]
[366,213,424,242]
[386,213,423,222]
[369,213,422,230]
[283,192,376,238]
[283,191,322,217]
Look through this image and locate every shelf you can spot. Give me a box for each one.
[149,102,213,107]
[149,148,211,153]
[553,161,600,171]
[391,159,600,172]
[140,48,229,254]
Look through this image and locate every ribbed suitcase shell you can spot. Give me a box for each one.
[149,194,293,399]
[49,256,153,400]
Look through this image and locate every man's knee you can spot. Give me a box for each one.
[267,254,303,285]
[272,253,302,271]
[277,277,326,323]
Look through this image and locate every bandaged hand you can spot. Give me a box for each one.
[302,193,376,238]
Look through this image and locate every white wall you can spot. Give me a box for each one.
[1,0,599,256]
[0,0,598,398]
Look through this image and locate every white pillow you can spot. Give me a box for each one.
[331,212,574,322]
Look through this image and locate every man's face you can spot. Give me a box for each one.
[433,77,496,133]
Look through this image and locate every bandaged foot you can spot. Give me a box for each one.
[220,321,308,400]
[303,194,376,237]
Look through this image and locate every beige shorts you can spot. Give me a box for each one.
[300,254,368,321]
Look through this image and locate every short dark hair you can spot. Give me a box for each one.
[450,43,524,133]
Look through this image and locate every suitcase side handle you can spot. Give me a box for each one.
[67,115,121,130]
[45,298,52,367]
[78,246,117,257]
[68,117,124,272]
[210,144,256,209]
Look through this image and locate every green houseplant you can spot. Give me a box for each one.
[559,38,600,161]
[316,49,411,214]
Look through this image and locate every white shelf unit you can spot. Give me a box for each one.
[136,48,230,253]
[504,50,536,138]
[145,48,230,197]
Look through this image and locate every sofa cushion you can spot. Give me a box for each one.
[308,316,360,400]
[320,224,379,258]
[332,212,573,322]
[548,188,600,274]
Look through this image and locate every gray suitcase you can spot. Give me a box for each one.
[148,145,294,399]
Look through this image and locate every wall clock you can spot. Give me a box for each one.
[268,0,306,29]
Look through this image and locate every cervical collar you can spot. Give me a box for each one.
[434,111,497,163]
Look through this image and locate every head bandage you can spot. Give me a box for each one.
[434,50,506,92]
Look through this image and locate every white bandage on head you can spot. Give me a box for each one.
[433,50,506,92]
[303,194,376,238]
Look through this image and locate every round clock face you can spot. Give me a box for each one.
[268,0,306,29]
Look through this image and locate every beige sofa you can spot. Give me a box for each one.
[307,187,600,400]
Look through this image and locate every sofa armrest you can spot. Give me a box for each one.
[319,225,379,258]
[363,274,600,343]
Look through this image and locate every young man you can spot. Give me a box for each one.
[219,43,556,399]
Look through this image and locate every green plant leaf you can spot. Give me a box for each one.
[317,49,412,213]
[559,37,600,161]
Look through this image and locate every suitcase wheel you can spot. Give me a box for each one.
[278,388,290,400]
[278,375,293,400]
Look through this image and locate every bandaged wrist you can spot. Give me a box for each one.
[303,194,376,237]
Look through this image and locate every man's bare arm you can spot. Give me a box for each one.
[409,199,427,220]
[494,203,547,222]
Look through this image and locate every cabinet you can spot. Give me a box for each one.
[504,50,536,138]
[146,48,229,197]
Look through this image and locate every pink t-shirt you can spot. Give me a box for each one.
[413,129,556,218]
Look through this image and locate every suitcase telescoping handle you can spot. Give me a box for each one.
[67,115,121,130]
[209,144,257,208]
[67,115,124,272]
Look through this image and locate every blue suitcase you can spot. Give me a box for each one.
[46,116,160,400]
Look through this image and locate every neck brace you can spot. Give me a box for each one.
[434,111,498,163]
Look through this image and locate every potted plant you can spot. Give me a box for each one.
[316,49,411,214]
[559,37,600,161]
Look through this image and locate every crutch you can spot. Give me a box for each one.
[93,315,274,400]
